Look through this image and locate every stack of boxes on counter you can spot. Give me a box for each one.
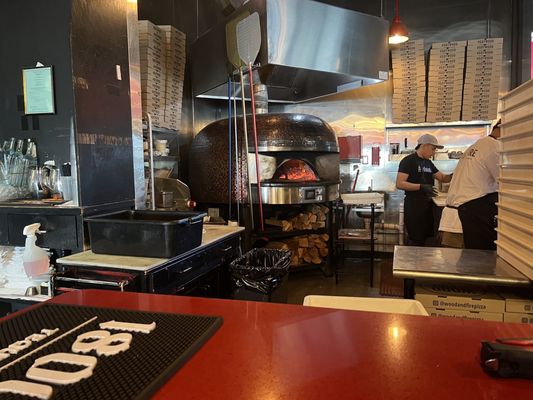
[159,25,186,131]
[426,41,466,122]
[390,38,502,123]
[496,79,533,281]
[501,291,533,323]
[416,284,505,322]
[462,38,503,121]
[391,40,426,124]
[139,21,165,128]
[138,21,186,131]
[415,284,533,323]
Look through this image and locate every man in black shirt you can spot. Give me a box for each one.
[396,134,452,246]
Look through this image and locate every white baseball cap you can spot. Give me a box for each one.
[417,134,444,149]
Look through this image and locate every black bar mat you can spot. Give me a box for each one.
[0,303,223,399]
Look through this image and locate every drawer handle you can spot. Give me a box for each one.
[55,277,130,292]
[180,266,193,274]
[221,246,233,252]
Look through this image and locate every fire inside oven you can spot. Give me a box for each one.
[270,159,319,183]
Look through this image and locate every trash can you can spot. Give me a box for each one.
[229,248,291,303]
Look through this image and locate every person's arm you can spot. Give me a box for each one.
[396,172,422,191]
[486,146,500,182]
[434,171,452,183]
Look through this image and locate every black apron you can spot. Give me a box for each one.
[404,195,434,246]
[458,192,498,250]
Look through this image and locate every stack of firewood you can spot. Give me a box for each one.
[265,233,330,266]
[265,204,329,232]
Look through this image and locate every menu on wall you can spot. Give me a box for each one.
[22,66,55,114]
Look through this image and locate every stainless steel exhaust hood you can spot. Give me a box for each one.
[191,0,390,103]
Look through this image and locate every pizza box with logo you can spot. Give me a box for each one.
[415,284,505,313]
[425,307,503,322]
[497,290,533,313]
[504,312,533,324]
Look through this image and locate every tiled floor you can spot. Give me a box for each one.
[287,257,391,305]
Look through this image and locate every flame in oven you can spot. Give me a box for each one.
[273,159,318,182]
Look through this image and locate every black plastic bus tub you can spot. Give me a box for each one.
[86,210,206,258]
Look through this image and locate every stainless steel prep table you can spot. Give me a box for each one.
[393,245,531,298]
[55,225,244,295]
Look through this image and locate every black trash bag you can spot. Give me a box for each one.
[229,248,291,295]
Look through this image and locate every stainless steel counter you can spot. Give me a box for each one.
[393,245,530,285]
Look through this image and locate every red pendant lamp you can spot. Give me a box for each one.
[389,0,409,44]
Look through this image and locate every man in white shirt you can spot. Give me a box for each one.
[439,120,501,250]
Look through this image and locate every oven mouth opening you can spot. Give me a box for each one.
[271,159,319,182]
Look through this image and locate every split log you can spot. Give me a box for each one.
[298,237,309,248]
[265,241,289,250]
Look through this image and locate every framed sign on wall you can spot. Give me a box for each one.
[22,66,56,115]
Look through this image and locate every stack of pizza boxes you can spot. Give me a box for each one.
[138,20,166,128]
[462,38,503,121]
[426,41,466,122]
[496,79,533,280]
[391,40,426,124]
[159,25,186,131]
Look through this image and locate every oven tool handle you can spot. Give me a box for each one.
[233,74,241,226]
[248,62,264,231]
[236,12,262,231]
[228,76,233,220]
[239,67,254,230]
[144,112,156,210]
[55,276,130,292]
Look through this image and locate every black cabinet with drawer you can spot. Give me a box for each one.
[55,234,242,298]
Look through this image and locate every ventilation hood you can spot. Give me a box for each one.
[191,0,390,103]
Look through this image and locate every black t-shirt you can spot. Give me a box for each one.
[398,152,438,198]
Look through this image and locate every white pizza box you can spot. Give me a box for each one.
[395,115,427,124]
[303,295,428,316]
[462,102,499,112]
[467,44,504,52]
[431,40,467,48]
[425,308,503,322]
[392,84,426,91]
[462,86,500,96]
[427,86,464,95]
[503,312,533,324]
[392,109,427,117]
[500,79,533,111]
[138,20,163,32]
[392,94,426,102]
[415,284,505,313]
[499,103,533,124]
[427,107,463,114]
[392,56,425,64]
[497,291,533,313]
[393,112,427,120]
[427,94,463,102]
[426,114,461,123]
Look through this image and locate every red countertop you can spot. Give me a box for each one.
[39,290,533,399]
